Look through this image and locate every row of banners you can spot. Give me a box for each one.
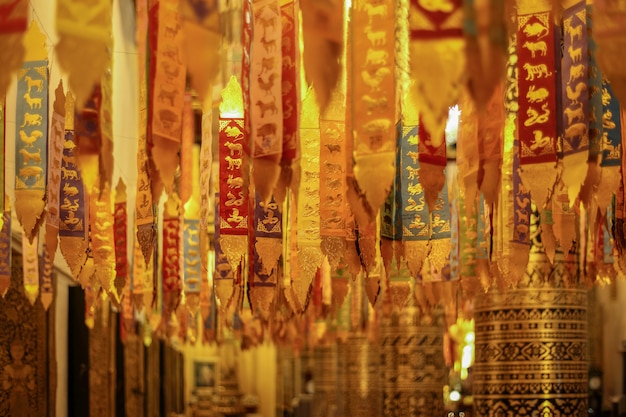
[0,0,625,346]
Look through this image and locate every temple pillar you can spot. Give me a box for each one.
[473,251,589,416]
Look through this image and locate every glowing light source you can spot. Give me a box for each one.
[219,75,244,118]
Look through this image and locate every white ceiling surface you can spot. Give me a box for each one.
[5,0,139,279]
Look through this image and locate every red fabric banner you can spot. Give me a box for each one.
[517,11,558,165]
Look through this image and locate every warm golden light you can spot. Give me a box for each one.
[219,75,244,118]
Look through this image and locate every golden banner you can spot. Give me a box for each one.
[14,23,48,243]
[45,81,65,266]
[0,0,27,98]
[21,230,38,305]
[56,0,112,107]
[90,184,117,302]
[352,0,397,215]
[150,0,186,194]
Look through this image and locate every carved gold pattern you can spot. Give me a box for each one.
[474,258,588,417]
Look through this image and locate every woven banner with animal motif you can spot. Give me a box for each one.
[352,0,396,214]
[91,185,117,300]
[597,81,622,212]
[0,210,9,296]
[516,6,558,209]
[587,5,603,161]
[409,0,464,148]
[251,0,282,202]
[40,243,53,310]
[381,123,402,241]
[280,1,298,173]
[15,48,48,243]
[320,95,348,267]
[427,168,452,275]
[296,89,323,304]
[136,0,156,266]
[179,0,221,102]
[0,0,26,33]
[114,180,129,307]
[560,3,588,203]
[593,0,626,105]
[0,102,3,220]
[251,193,282,317]
[400,124,430,278]
[213,196,236,310]
[0,0,27,98]
[417,118,447,208]
[22,231,38,304]
[183,217,201,314]
[219,77,248,270]
[75,85,102,193]
[56,0,112,106]
[149,0,186,194]
[163,195,181,317]
[45,83,65,266]
[59,129,88,280]
[100,54,113,190]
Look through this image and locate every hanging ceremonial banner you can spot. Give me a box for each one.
[45,81,65,267]
[0,0,27,99]
[100,54,114,190]
[477,84,505,206]
[75,85,102,193]
[495,35,527,287]
[463,0,507,109]
[136,0,156,265]
[0,100,4,220]
[162,194,182,319]
[213,195,236,310]
[277,0,299,202]
[219,76,249,269]
[180,94,194,205]
[417,117,447,209]
[40,243,53,310]
[597,81,622,212]
[59,126,89,281]
[560,2,589,204]
[251,193,282,317]
[15,23,48,243]
[380,122,403,270]
[56,0,112,107]
[426,168,451,277]
[179,0,221,101]
[409,0,464,147]
[594,0,626,104]
[516,4,558,210]
[320,90,347,268]
[0,209,10,297]
[250,0,283,202]
[22,231,38,305]
[149,0,186,194]
[296,89,323,307]
[90,185,117,301]
[352,0,396,215]
[300,0,343,111]
[114,180,128,305]
[199,107,212,275]
[400,124,430,278]
[183,146,202,315]
[456,93,481,292]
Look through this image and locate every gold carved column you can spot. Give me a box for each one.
[381,306,447,416]
[312,344,338,417]
[473,251,588,417]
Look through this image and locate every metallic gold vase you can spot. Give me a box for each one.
[473,252,588,417]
